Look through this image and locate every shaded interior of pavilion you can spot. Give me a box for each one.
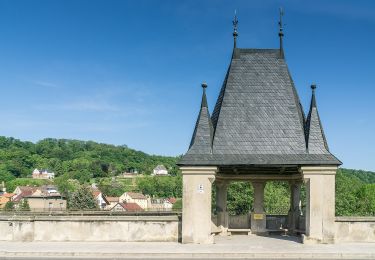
[212,166,305,239]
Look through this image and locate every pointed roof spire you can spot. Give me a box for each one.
[185,82,213,155]
[201,82,208,108]
[305,84,329,154]
[232,10,239,49]
[278,7,285,59]
[310,84,317,108]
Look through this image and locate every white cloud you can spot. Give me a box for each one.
[59,100,119,112]
[33,80,59,89]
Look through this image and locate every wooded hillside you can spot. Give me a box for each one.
[0,136,374,216]
[0,136,179,183]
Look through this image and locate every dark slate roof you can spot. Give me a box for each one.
[186,87,214,155]
[305,87,330,154]
[179,48,341,166]
[179,153,340,166]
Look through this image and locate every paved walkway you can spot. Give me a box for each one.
[0,235,374,259]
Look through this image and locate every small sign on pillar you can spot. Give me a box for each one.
[197,184,204,193]
[253,213,264,220]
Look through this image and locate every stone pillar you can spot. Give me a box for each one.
[301,166,337,244]
[180,166,217,244]
[216,180,229,235]
[288,180,302,233]
[250,181,266,234]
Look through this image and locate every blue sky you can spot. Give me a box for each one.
[0,0,374,171]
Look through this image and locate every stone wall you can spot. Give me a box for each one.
[227,214,292,230]
[229,214,250,229]
[0,215,179,242]
[266,215,288,230]
[335,217,375,243]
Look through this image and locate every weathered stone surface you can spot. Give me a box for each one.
[0,215,179,242]
[250,181,267,234]
[181,166,217,244]
[335,217,375,243]
[302,166,337,244]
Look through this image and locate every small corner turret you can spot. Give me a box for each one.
[185,83,213,155]
[305,84,330,154]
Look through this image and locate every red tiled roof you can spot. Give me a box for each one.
[168,198,177,204]
[13,190,34,202]
[106,197,119,202]
[117,202,143,211]
[126,192,147,200]
[92,191,101,197]
[16,186,39,194]
[3,193,15,198]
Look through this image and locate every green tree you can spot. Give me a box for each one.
[54,175,80,196]
[3,201,15,211]
[68,186,98,210]
[6,178,50,193]
[227,182,254,215]
[335,170,363,216]
[97,177,128,197]
[264,181,290,215]
[172,199,182,210]
[19,199,31,211]
[0,169,16,183]
[136,176,182,198]
[356,184,375,216]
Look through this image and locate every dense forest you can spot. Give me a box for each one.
[0,136,374,216]
[0,136,179,183]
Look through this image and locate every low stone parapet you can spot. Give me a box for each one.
[335,216,375,243]
[0,214,180,242]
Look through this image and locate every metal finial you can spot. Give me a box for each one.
[278,7,285,59]
[279,7,284,33]
[310,84,317,108]
[232,10,238,48]
[201,82,208,108]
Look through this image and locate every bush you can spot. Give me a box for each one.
[136,176,182,198]
[6,178,51,193]
[3,201,15,211]
[67,185,98,210]
[356,184,375,216]
[227,182,254,215]
[264,181,290,215]
[172,199,182,210]
[19,199,31,211]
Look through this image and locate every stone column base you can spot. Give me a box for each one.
[301,166,337,244]
[217,211,229,235]
[250,212,267,234]
[180,166,217,244]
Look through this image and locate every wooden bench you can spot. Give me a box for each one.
[227,228,252,235]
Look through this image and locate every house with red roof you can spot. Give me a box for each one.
[110,202,143,212]
[0,193,15,209]
[91,189,109,210]
[148,197,177,211]
[105,196,119,210]
[119,192,148,209]
[12,185,66,211]
[12,186,40,203]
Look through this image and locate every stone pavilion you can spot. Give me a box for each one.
[177,12,341,244]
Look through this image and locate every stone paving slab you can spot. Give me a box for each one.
[0,235,374,259]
